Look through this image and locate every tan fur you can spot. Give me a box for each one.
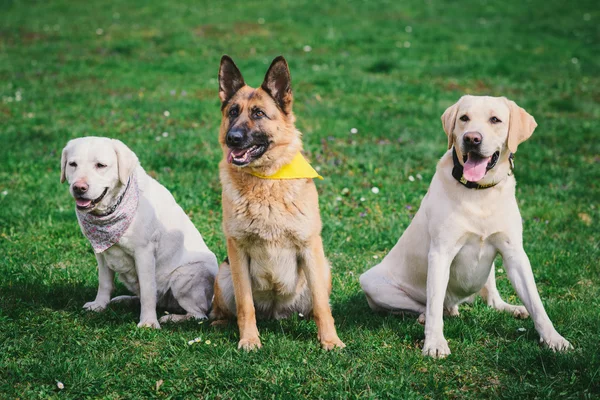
[211,56,345,351]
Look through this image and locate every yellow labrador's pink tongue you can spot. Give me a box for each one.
[463,154,491,182]
[76,198,92,207]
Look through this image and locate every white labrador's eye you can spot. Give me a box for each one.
[490,116,502,124]
[69,162,77,167]
[96,163,107,169]
[459,115,469,122]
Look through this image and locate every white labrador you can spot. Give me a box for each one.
[360,96,572,358]
[61,137,218,328]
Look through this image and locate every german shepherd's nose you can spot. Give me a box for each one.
[463,131,482,147]
[226,130,245,148]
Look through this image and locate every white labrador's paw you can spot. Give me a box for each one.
[540,333,573,352]
[83,301,108,312]
[137,319,161,329]
[422,337,451,358]
[512,305,529,319]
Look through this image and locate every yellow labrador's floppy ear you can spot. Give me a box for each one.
[504,98,537,153]
[218,55,245,107]
[441,97,462,150]
[261,56,293,115]
[112,139,139,185]
[60,145,68,183]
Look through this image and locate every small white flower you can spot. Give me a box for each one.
[187,340,195,345]
[517,327,526,332]
[163,110,170,117]
[360,197,365,202]
[205,340,211,345]
[57,382,64,390]
[303,45,312,52]
[405,26,412,33]
[155,136,161,141]
[335,196,342,201]
[371,187,380,194]
[408,175,415,182]
[373,255,379,259]
[96,28,104,35]
[257,17,265,24]
[1,190,7,196]
[350,127,358,134]
[27,112,34,118]
[162,131,169,137]
[341,187,350,195]
[194,337,202,343]
[497,268,504,273]
[571,57,579,64]
[315,166,321,172]
[298,313,304,318]
[404,41,411,48]
[416,174,423,180]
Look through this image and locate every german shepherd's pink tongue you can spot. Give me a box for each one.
[463,153,492,182]
[227,148,251,164]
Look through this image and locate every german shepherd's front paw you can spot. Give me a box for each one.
[319,335,346,351]
[238,336,262,351]
[137,319,161,329]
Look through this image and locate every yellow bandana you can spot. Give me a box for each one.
[249,152,323,180]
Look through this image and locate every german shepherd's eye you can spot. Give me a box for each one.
[253,110,266,119]
[96,163,107,169]
[490,116,501,124]
[228,106,239,118]
[69,162,77,167]
[459,115,469,122]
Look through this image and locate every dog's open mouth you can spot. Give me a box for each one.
[462,151,499,182]
[75,187,108,210]
[227,145,268,166]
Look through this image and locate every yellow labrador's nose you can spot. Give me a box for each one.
[73,180,89,195]
[463,131,482,147]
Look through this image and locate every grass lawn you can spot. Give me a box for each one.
[1,0,599,398]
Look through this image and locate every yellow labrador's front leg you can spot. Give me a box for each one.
[301,236,346,350]
[227,238,261,351]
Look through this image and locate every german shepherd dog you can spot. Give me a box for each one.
[210,55,345,351]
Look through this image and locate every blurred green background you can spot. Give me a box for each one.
[0,0,598,398]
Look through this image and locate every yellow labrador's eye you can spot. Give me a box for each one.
[459,115,469,122]
[253,110,266,119]
[69,162,77,167]
[490,116,501,124]
[96,163,107,169]
[228,106,239,118]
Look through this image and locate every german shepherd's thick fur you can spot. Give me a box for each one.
[211,55,345,351]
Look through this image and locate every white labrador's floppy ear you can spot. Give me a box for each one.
[441,97,463,150]
[112,139,139,185]
[60,144,68,183]
[503,98,537,153]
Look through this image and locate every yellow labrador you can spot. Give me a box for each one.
[360,95,572,358]
[61,137,218,328]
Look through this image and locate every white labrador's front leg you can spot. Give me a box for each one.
[83,254,114,312]
[134,245,160,329]
[422,249,452,358]
[502,248,572,351]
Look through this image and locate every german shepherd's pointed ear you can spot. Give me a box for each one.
[219,55,245,107]
[261,56,293,114]
[503,98,537,153]
[441,97,463,150]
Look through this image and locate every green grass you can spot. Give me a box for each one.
[1,0,599,398]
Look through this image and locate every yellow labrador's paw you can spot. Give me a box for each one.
[83,301,108,312]
[512,306,529,319]
[540,334,573,352]
[320,336,346,351]
[137,319,161,329]
[238,336,262,351]
[422,338,451,358]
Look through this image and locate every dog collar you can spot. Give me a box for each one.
[249,152,323,180]
[451,147,514,190]
[76,173,140,253]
